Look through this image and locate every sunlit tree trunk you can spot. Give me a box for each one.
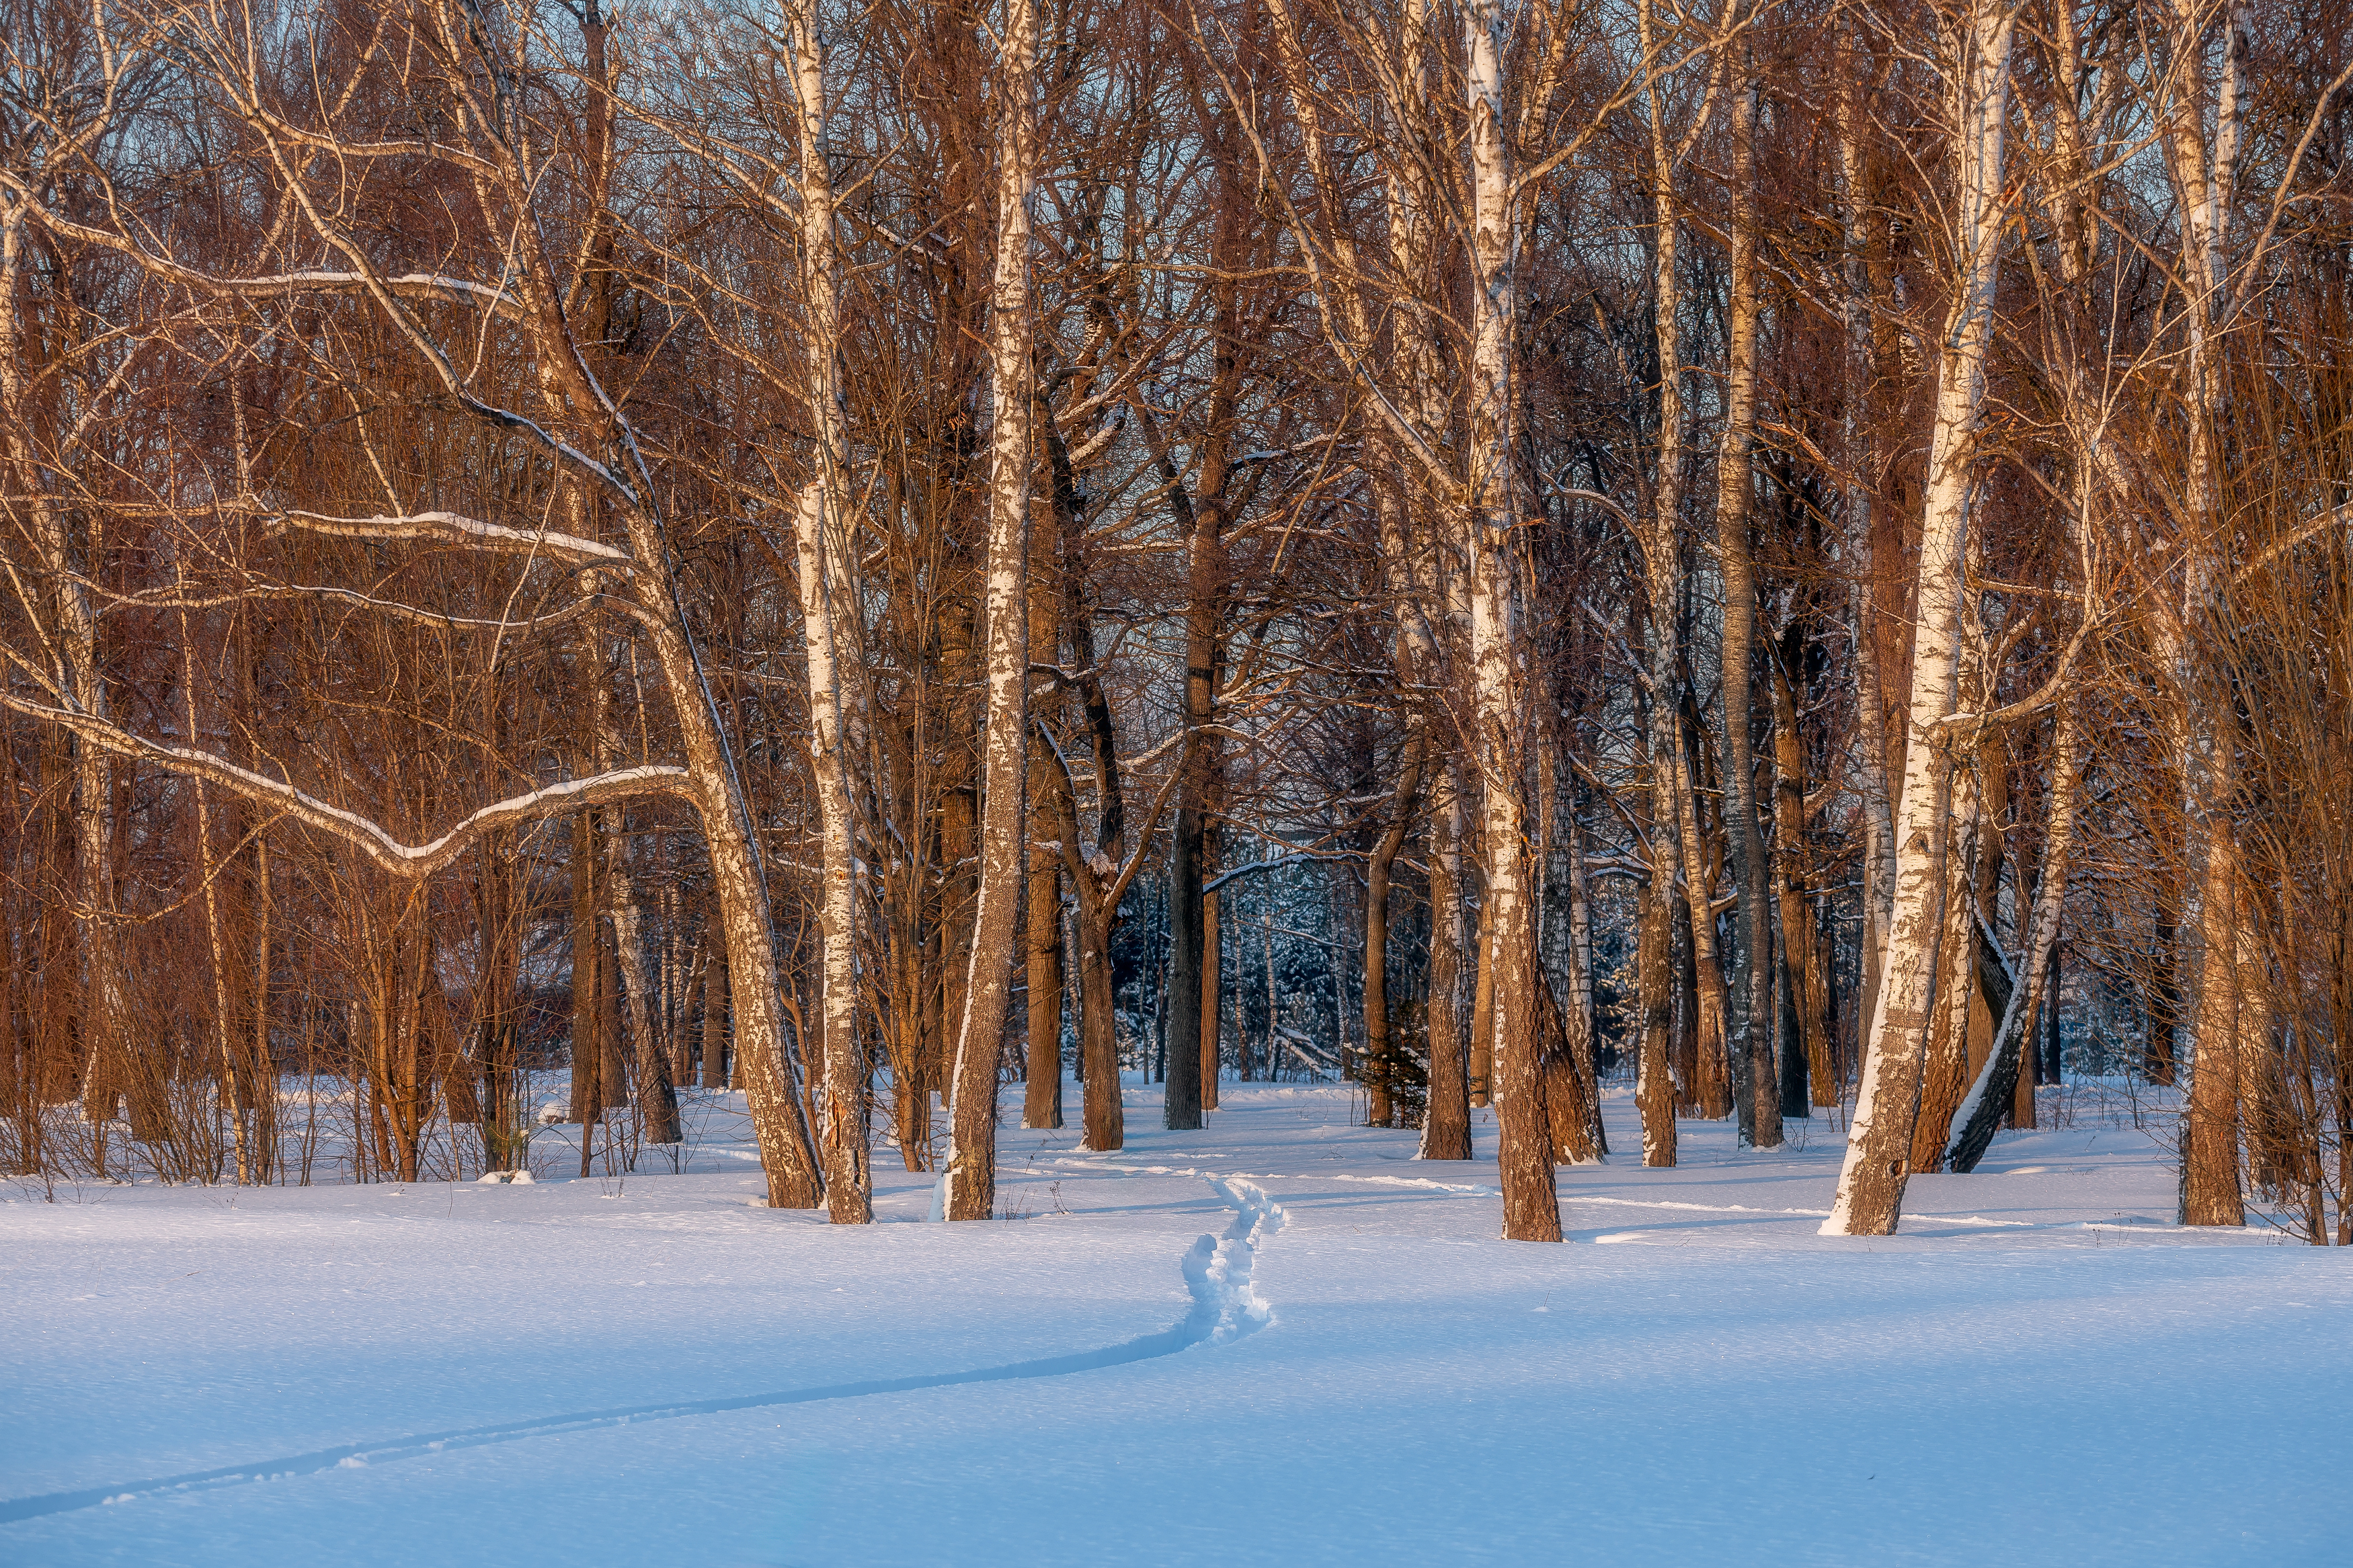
[2161,0,2251,1228]
[786,0,871,1222]
[1825,0,2016,1236]
[1464,0,1558,1241]
[946,0,1039,1219]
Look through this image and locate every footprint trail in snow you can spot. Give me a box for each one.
[0,1176,1283,1527]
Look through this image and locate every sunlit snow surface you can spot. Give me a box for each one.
[5,1081,2346,1565]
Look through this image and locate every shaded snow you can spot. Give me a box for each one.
[3,1082,2345,1565]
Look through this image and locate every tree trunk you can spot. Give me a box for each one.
[945,0,1039,1220]
[1911,764,1981,1174]
[1638,860,1677,1166]
[1465,0,1557,1241]
[1073,891,1121,1151]
[701,946,729,1090]
[1636,0,1720,1130]
[1950,700,2078,1171]
[1823,0,2016,1236]
[1715,68,1777,1149]
[782,0,871,1223]
[1672,691,1732,1122]
[1363,736,1425,1128]
[2160,0,2252,1229]
[1024,854,1066,1130]
[1770,635,1835,1108]
[1420,764,1472,1158]
[607,825,682,1147]
[570,812,606,1145]
[1163,407,1224,1134]
[1837,15,1899,1046]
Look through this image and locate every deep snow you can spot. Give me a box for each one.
[3,1081,2346,1565]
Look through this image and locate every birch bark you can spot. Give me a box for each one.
[1464,0,1559,1241]
[1824,0,2018,1236]
[946,0,1038,1219]
[2160,0,2251,1227]
[785,0,871,1222]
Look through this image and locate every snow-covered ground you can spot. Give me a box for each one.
[5,1080,2346,1565]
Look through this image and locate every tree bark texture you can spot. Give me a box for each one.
[1824,0,2015,1236]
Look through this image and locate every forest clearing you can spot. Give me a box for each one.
[5,0,2351,1556]
[8,1080,2347,1564]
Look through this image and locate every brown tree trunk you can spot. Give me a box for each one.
[1024,850,1065,1130]
[701,946,729,1090]
[570,813,605,1151]
[1363,736,1425,1128]
[1201,881,1222,1113]
[1769,638,1835,1108]
[1638,861,1678,1166]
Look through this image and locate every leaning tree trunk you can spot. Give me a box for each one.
[1950,699,2079,1170]
[1824,0,2016,1236]
[945,0,1039,1221]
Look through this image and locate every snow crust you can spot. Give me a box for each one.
[3,1083,2345,1565]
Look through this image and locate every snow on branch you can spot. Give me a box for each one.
[0,193,525,321]
[262,509,631,569]
[0,691,692,880]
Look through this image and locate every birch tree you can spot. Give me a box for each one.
[945,0,1039,1221]
[1824,0,2018,1236]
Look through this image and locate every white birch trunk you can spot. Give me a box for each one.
[786,0,871,1223]
[1824,0,2018,1236]
[945,0,1037,1221]
[2161,0,2251,1227]
[1464,0,1559,1242]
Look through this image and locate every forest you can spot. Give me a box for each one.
[3,0,2350,1247]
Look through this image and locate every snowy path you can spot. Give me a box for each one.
[5,1082,2347,1565]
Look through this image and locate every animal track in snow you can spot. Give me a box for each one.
[0,1177,1280,1527]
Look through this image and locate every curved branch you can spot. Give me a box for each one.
[0,690,692,880]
